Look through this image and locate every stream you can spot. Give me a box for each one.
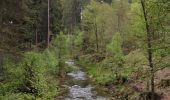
[58,60,109,100]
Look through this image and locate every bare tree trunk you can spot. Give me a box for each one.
[47,0,50,48]
[117,0,123,33]
[70,24,74,57]
[0,52,4,75]
[35,28,38,47]
[94,19,99,53]
[58,41,65,77]
[117,14,121,33]
[141,0,155,99]
[58,46,62,76]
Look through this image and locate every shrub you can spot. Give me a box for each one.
[20,52,48,96]
[1,50,59,99]
[124,50,148,78]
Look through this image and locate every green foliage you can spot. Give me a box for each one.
[78,56,115,85]
[128,1,145,37]
[82,0,116,53]
[154,49,169,58]
[0,0,170,99]
[0,93,35,100]
[107,32,124,77]
[124,50,148,78]
[21,52,47,96]
[61,0,84,33]
[107,32,124,64]
[123,1,146,50]
[42,50,58,74]
[53,32,68,59]
[95,60,116,84]
[1,51,59,99]
[74,29,84,52]
[51,0,63,34]
[1,57,24,94]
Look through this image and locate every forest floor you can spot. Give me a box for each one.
[155,67,170,100]
[129,67,170,100]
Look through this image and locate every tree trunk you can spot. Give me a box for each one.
[47,0,50,48]
[58,44,63,77]
[0,52,4,75]
[117,13,121,33]
[94,19,99,53]
[35,28,38,47]
[140,0,155,100]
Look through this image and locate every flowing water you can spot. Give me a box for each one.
[58,60,109,100]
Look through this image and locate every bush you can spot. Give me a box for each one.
[123,50,148,78]
[1,50,59,99]
[78,57,115,85]
[0,93,35,100]
[20,52,47,96]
